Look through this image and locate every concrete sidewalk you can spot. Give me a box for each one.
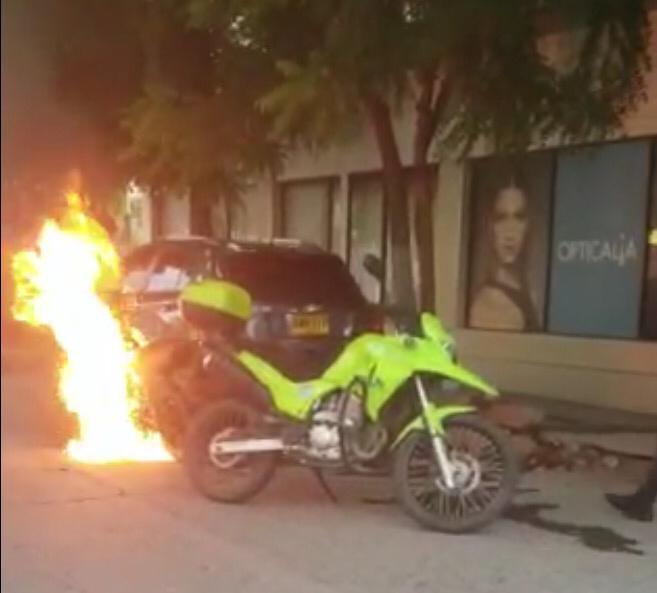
[2,440,656,593]
[2,365,656,593]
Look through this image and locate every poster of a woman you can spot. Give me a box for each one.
[467,155,552,332]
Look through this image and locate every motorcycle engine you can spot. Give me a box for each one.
[308,410,340,460]
[307,393,363,461]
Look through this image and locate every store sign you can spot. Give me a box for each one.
[556,235,639,268]
[548,142,649,338]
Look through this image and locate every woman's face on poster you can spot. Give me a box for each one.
[492,186,529,265]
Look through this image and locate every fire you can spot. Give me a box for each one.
[11,192,171,463]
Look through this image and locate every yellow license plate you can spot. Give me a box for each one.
[120,293,139,310]
[288,313,330,336]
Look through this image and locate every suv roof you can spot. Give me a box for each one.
[122,236,366,307]
[151,235,326,256]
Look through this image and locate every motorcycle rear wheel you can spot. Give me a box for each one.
[183,399,277,503]
[393,415,518,533]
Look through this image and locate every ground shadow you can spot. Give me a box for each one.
[359,487,541,506]
[505,502,644,556]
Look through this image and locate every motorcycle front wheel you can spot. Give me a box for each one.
[393,415,518,533]
[183,399,277,503]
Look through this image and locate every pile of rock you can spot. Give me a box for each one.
[483,402,623,472]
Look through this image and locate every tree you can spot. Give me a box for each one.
[52,0,144,204]
[120,17,282,236]
[53,0,280,238]
[193,0,650,310]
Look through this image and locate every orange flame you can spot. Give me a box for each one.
[11,192,171,463]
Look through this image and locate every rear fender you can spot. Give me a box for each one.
[134,338,198,377]
[391,404,475,448]
[137,339,272,413]
[201,347,273,412]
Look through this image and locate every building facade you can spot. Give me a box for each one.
[268,145,657,415]
[130,14,657,415]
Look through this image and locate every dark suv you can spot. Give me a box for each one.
[121,237,385,380]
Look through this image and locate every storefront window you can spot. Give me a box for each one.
[547,141,650,338]
[280,178,334,250]
[467,139,656,341]
[642,146,657,340]
[467,153,553,331]
[349,175,385,303]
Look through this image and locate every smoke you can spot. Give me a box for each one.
[1,0,101,238]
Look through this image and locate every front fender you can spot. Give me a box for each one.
[391,404,475,448]
[439,361,498,397]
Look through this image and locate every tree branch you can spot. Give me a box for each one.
[413,65,454,164]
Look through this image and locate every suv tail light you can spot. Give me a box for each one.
[359,308,393,334]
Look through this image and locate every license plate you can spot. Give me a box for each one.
[120,292,140,311]
[288,313,330,336]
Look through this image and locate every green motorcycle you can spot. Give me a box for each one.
[164,279,518,533]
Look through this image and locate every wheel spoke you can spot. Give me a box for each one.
[405,421,511,523]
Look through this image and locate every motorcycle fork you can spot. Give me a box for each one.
[413,376,456,490]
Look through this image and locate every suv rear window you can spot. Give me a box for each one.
[122,245,158,292]
[218,252,366,307]
[123,242,214,294]
[147,244,213,293]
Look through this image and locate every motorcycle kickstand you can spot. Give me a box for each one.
[311,468,338,504]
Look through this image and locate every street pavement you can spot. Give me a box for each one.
[2,369,656,593]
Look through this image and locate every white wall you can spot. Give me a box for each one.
[279,96,417,179]
[161,192,190,237]
[231,178,274,241]
[157,188,270,241]
[125,184,152,246]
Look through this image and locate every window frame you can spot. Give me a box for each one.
[346,170,388,305]
[276,175,338,252]
[463,135,657,342]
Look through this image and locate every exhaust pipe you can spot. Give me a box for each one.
[210,438,285,455]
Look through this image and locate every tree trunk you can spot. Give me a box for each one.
[411,102,436,311]
[410,69,453,311]
[224,197,232,240]
[189,184,214,237]
[150,188,164,240]
[409,164,436,312]
[139,1,166,87]
[363,94,415,311]
[140,2,167,241]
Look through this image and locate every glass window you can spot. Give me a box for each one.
[547,141,650,338]
[220,252,365,307]
[280,179,333,250]
[122,244,157,293]
[349,175,385,303]
[146,243,213,294]
[642,145,657,340]
[467,153,553,332]
[161,194,191,237]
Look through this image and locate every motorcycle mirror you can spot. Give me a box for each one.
[420,313,451,343]
[362,253,384,282]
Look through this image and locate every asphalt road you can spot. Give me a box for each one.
[2,369,656,593]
